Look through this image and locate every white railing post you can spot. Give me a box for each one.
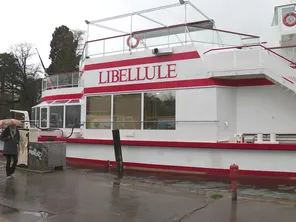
[257,133,263,142]
[270,133,276,142]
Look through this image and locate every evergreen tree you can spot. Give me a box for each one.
[47,25,85,74]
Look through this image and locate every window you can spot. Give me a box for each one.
[113,94,141,129]
[50,106,64,128]
[282,7,295,19]
[31,108,36,121]
[36,107,40,127]
[144,90,176,130]
[41,108,47,128]
[66,105,81,128]
[86,96,111,129]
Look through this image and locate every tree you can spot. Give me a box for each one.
[73,29,85,59]
[0,53,20,118]
[9,43,42,113]
[47,25,85,75]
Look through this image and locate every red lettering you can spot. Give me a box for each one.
[98,64,177,84]
[98,71,107,84]
[127,68,137,81]
[111,70,119,82]
[155,65,167,79]
[119,69,127,82]
[137,67,145,81]
[106,70,111,83]
[167,64,177,78]
[145,66,155,80]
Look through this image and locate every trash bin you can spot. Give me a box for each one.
[28,141,66,172]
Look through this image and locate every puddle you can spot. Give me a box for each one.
[22,210,55,218]
[0,204,55,218]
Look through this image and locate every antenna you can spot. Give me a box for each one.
[35,48,48,77]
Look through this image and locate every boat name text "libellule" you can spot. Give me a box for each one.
[98,63,177,84]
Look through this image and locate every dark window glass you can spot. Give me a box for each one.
[41,108,47,128]
[36,107,40,127]
[49,106,64,128]
[66,105,81,128]
[113,94,141,129]
[144,91,176,130]
[86,96,111,129]
[31,108,36,120]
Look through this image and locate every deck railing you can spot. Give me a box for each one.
[203,44,296,66]
[82,23,260,59]
[42,72,80,92]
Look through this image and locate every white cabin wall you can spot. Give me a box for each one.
[216,87,237,141]
[237,85,296,134]
[176,87,218,142]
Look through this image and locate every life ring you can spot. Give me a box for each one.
[127,36,140,48]
[283,12,296,27]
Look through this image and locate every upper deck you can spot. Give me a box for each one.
[41,0,261,98]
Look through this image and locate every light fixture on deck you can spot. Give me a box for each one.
[152,47,173,56]
[179,0,185,4]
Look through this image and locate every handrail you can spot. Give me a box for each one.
[86,22,259,44]
[203,44,296,65]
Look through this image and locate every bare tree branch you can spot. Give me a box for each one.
[72,29,86,57]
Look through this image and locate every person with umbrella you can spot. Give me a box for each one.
[0,119,22,179]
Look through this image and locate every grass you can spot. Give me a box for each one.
[210,194,224,200]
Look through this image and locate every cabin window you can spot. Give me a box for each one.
[41,107,47,128]
[36,107,40,127]
[113,94,141,129]
[282,7,295,19]
[31,108,36,127]
[49,106,64,128]
[65,105,81,128]
[31,108,36,120]
[144,90,176,130]
[86,95,112,129]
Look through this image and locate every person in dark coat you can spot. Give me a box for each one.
[0,124,20,178]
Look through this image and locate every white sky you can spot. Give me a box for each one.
[0,0,292,67]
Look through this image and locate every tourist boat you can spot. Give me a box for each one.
[24,1,296,178]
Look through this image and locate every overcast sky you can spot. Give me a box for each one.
[0,0,292,67]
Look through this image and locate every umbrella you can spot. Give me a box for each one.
[0,119,23,127]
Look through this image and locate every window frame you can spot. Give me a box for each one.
[143,90,176,130]
[113,93,142,130]
[84,90,176,131]
[65,104,81,128]
[86,94,112,129]
[49,105,64,129]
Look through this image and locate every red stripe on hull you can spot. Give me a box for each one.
[38,136,296,151]
[66,157,296,179]
[84,51,200,71]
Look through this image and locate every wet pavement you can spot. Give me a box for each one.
[0,162,294,221]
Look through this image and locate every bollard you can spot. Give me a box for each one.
[230,164,239,201]
[112,129,124,178]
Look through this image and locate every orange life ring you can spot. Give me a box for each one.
[283,12,296,27]
[127,36,140,48]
